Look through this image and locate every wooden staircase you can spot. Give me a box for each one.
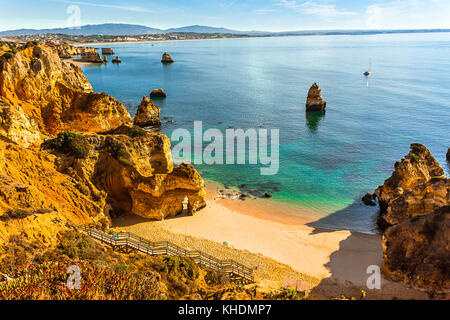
[77,224,254,284]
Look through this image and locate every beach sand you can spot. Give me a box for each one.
[113,180,428,299]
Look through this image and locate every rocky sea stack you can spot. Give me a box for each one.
[150,88,167,98]
[372,143,449,229]
[306,83,326,112]
[134,96,161,127]
[368,143,449,293]
[447,147,450,162]
[0,42,206,245]
[101,48,115,55]
[161,52,174,63]
[81,51,104,63]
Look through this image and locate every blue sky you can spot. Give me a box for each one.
[1,0,450,32]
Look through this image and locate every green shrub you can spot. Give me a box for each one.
[127,127,147,138]
[111,146,133,166]
[25,40,40,48]
[50,131,90,159]
[411,153,420,163]
[1,51,15,60]
[164,256,199,281]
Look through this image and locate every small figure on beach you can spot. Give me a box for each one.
[306,83,327,112]
[161,52,174,63]
[182,196,189,215]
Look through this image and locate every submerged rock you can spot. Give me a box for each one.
[112,56,122,63]
[306,83,326,112]
[373,143,449,229]
[134,96,161,127]
[150,88,167,98]
[362,193,376,206]
[161,52,174,63]
[382,205,450,293]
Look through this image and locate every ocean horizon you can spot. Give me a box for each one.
[80,32,450,234]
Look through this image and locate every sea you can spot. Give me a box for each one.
[80,32,450,234]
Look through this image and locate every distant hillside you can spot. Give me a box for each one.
[0,23,245,36]
[165,25,241,34]
[1,23,449,37]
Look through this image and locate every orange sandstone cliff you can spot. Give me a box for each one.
[0,42,206,246]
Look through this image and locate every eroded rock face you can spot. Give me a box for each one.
[374,143,449,229]
[53,43,97,59]
[161,52,174,63]
[382,205,450,293]
[134,96,161,127]
[306,83,326,112]
[0,99,41,147]
[81,51,103,63]
[55,126,206,220]
[0,138,108,245]
[0,43,131,134]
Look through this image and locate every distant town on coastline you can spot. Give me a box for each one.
[1,23,449,43]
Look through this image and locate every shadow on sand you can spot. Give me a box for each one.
[304,200,429,299]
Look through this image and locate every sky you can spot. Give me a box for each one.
[1,0,450,32]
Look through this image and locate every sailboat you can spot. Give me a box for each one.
[364,59,372,76]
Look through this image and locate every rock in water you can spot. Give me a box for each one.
[112,56,121,63]
[306,83,326,111]
[382,205,450,293]
[134,96,161,127]
[150,88,167,98]
[447,148,450,162]
[373,143,449,229]
[101,48,115,55]
[362,193,376,206]
[161,52,174,63]
[81,52,104,63]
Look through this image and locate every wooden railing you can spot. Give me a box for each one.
[77,223,254,283]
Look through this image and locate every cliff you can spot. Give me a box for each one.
[0,42,130,135]
[0,42,206,245]
[372,144,449,294]
[373,143,449,228]
[382,206,449,293]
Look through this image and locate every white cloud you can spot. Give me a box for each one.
[276,0,357,17]
[56,0,153,13]
[364,0,450,29]
[254,8,276,15]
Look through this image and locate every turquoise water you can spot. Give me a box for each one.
[81,33,450,232]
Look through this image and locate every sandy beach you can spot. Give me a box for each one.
[113,180,428,299]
